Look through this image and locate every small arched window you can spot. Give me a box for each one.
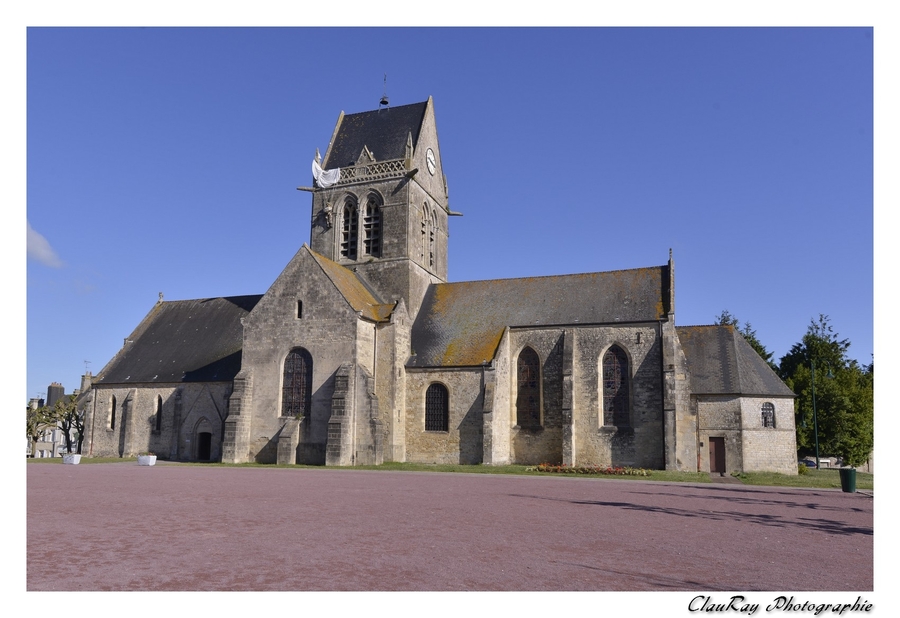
[155,395,163,432]
[516,347,541,428]
[602,345,630,427]
[425,383,449,432]
[340,198,358,260]
[363,194,382,257]
[282,348,313,419]
[109,396,117,430]
[761,402,775,428]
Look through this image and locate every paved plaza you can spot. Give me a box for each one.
[27,462,873,592]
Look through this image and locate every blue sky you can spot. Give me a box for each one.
[24,26,875,401]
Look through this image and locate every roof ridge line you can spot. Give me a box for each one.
[434,264,667,287]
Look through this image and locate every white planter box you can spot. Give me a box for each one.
[62,454,81,465]
[137,455,157,466]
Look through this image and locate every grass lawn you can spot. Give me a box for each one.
[733,467,873,491]
[27,457,871,490]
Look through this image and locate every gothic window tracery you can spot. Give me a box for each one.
[425,383,449,432]
[602,345,630,427]
[516,347,541,428]
[282,348,313,419]
[340,198,358,260]
[363,194,382,257]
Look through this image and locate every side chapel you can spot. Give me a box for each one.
[79,97,798,474]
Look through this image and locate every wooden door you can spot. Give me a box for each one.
[709,437,726,475]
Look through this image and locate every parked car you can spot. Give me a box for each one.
[799,459,817,468]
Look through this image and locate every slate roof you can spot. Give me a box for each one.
[323,101,428,169]
[95,295,262,385]
[677,325,795,397]
[408,266,671,367]
[307,247,395,322]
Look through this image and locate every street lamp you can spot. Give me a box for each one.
[810,359,833,470]
[811,360,821,470]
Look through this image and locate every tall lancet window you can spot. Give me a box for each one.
[602,345,630,427]
[340,198,358,260]
[282,348,313,419]
[421,203,429,262]
[363,194,382,257]
[429,208,436,268]
[516,347,541,428]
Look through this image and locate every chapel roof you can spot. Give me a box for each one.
[322,100,428,169]
[307,247,395,322]
[95,295,262,385]
[676,324,795,397]
[408,265,671,367]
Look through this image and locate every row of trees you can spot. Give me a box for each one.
[26,394,84,456]
[715,311,874,468]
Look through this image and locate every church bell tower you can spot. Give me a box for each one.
[306,97,453,318]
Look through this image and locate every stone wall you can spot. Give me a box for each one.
[740,396,797,475]
[672,334,699,471]
[484,328,512,465]
[568,325,665,468]
[507,329,566,465]
[697,395,744,474]
[405,368,483,464]
[375,300,410,462]
[232,247,369,464]
[84,382,231,460]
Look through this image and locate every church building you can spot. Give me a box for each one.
[79,97,798,475]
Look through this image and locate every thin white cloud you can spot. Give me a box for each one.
[27,221,63,268]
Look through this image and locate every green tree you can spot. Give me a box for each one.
[714,310,776,371]
[778,315,873,468]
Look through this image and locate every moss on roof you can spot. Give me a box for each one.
[409,265,669,367]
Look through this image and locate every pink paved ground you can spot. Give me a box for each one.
[26,462,873,592]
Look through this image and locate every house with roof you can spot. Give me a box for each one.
[79,97,797,474]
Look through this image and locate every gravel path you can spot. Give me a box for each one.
[26,463,873,592]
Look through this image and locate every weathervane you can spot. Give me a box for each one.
[379,74,389,108]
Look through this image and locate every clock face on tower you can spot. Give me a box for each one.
[426,148,436,175]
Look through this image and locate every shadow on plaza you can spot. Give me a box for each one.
[507,493,872,537]
[546,560,736,591]
[629,484,873,514]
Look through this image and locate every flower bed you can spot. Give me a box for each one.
[527,463,651,476]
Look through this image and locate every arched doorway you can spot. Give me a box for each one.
[197,432,212,461]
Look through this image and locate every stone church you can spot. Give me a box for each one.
[79,97,798,475]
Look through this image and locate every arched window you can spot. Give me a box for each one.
[425,383,449,432]
[761,402,775,428]
[516,347,541,428]
[363,194,382,257]
[602,345,630,427]
[420,203,429,262]
[109,396,117,430]
[429,209,436,268]
[282,348,313,419]
[155,395,163,432]
[340,198,358,260]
